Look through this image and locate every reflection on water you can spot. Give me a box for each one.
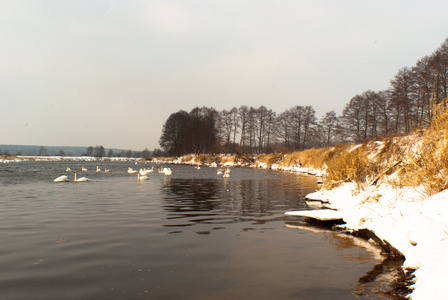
[286,221,410,299]
[163,179,221,213]
[0,161,400,299]
[161,168,314,227]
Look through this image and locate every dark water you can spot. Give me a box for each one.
[0,161,391,299]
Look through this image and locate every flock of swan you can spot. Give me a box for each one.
[54,165,98,182]
[217,166,231,177]
[53,165,172,182]
[54,164,231,182]
[53,171,91,182]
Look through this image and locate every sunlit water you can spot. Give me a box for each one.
[0,161,393,299]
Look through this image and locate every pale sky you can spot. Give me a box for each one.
[1,0,448,151]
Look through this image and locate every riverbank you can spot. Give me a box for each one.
[151,105,448,299]
[152,147,447,299]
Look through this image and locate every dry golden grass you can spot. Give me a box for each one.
[279,147,331,170]
[405,100,448,194]
[257,153,283,165]
[219,154,237,165]
[155,156,177,163]
[180,154,194,163]
[193,154,219,164]
[318,99,448,194]
[323,146,369,189]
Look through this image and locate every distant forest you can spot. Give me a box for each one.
[0,144,151,158]
[159,38,448,156]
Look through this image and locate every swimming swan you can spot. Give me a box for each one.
[162,167,172,175]
[128,167,138,174]
[137,173,149,181]
[73,171,90,182]
[54,175,70,182]
[223,167,230,178]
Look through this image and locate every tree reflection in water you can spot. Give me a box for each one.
[161,173,317,228]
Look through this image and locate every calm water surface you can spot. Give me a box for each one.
[0,161,390,299]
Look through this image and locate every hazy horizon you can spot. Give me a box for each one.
[1,1,448,150]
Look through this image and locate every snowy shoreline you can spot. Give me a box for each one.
[285,175,448,299]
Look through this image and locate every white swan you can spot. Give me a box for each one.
[104,167,111,173]
[162,167,172,175]
[96,166,101,172]
[128,167,138,174]
[139,168,147,176]
[74,171,90,182]
[66,166,71,172]
[223,167,230,178]
[81,166,88,171]
[137,173,149,181]
[54,175,70,182]
[147,166,154,173]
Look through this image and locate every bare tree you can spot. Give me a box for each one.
[276,109,294,150]
[238,106,250,149]
[390,67,416,133]
[301,106,317,149]
[429,38,448,107]
[374,90,392,136]
[218,109,233,149]
[342,95,365,142]
[94,146,106,158]
[290,105,304,151]
[413,56,434,126]
[320,111,339,147]
[230,107,240,145]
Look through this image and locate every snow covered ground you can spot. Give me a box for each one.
[288,182,448,299]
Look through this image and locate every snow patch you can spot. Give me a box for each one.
[297,183,448,299]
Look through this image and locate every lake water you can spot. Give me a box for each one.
[0,161,397,299]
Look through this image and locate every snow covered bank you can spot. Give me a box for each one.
[138,124,448,299]
[292,182,448,299]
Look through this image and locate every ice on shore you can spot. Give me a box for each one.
[297,183,448,299]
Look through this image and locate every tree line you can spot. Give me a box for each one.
[159,38,448,156]
[5,146,153,158]
[83,146,151,158]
